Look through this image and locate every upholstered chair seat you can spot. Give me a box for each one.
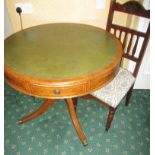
[91,67,135,108]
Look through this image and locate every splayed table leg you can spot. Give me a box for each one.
[65,98,88,146]
[17,99,55,124]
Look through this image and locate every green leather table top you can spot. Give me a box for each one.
[5,23,118,80]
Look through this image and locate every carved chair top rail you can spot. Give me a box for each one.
[113,1,150,18]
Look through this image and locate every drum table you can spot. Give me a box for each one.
[4,23,122,145]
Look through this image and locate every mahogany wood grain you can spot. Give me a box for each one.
[113,1,150,18]
[126,34,133,54]
[18,99,55,124]
[106,107,116,132]
[65,98,87,146]
[125,85,134,106]
[132,36,139,56]
[73,97,78,111]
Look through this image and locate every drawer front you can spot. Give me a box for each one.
[5,74,28,93]
[29,83,85,98]
[92,72,114,90]
[91,67,119,91]
[5,64,120,99]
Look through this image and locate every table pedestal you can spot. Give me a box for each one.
[17,98,87,146]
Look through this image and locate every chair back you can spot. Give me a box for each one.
[106,0,150,77]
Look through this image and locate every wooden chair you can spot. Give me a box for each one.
[90,0,150,131]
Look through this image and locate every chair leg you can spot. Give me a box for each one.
[32,96,37,103]
[14,95,18,104]
[73,97,78,111]
[125,86,133,106]
[5,94,19,104]
[106,107,116,132]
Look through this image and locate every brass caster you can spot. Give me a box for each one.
[82,139,88,146]
[16,120,23,124]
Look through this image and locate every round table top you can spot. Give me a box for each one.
[5,23,119,80]
[4,23,122,98]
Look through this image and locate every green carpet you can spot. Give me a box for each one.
[4,83,150,155]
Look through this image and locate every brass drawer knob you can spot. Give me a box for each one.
[53,89,61,94]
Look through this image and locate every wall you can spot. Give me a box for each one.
[134,42,150,89]
[4,1,13,38]
[135,0,150,89]
[5,0,128,33]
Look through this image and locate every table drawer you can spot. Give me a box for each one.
[29,83,85,98]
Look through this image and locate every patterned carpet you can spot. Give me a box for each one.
[4,83,150,155]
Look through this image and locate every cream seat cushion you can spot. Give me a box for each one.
[91,67,135,108]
